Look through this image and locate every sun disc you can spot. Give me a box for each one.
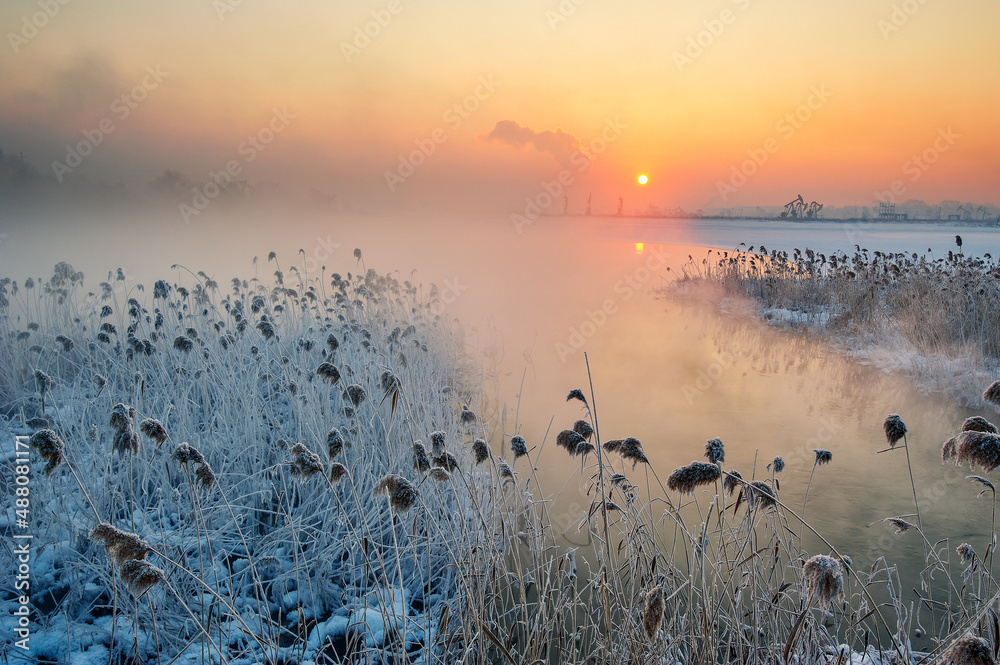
[637,174,648,185]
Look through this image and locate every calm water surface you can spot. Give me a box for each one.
[5,210,999,616]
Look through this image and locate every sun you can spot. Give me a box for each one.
[637,174,648,185]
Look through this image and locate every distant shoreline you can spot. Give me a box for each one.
[542,213,1000,227]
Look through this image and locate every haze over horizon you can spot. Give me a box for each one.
[1,0,998,223]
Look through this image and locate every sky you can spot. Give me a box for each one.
[1,0,998,215]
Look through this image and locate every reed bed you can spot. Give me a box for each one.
[665,245,1000,406]
[2,258,1000,664]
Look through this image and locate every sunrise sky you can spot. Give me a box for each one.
[1,0,997,214]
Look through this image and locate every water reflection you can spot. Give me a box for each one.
[507,277,992,622]
[6,209,992,637]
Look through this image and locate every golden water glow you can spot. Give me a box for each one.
[635,242,645,255]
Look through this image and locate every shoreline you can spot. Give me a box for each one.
[542,212,1000,227]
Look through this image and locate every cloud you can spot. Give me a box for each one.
[483,120,583,165]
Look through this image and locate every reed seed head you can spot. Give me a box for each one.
[433,451,458,473]
[603,439,621,454]
[380,370,400,392]
[471,438,490,465]
[56,335,74,353]
[566,388,587,405]
[984,381,1000,408]
[34,370,53,395]
[944,431,1000,472]
[112,427,140,456]
[413,442,431,472]
[329,462,348,483]
[139,418,168,444]
[573,441,595,458]
[573,419,594,441]
[172,442,205,465]
[641,585,665,641]
[957,543,976,564]
[315,362,341,385]
[802,555,843,607]
[89,523,150,566]
[557,429,585,452]
[153,280,169,299]
[939,633,996,665]
[28,429,65,475]
[723,470,742,496]
[705,437,725,464]
[618,437,649,468]
[343,384,367,407]
[173,335,194,353]
[430,431,446,457]
[813,449,833,465]
[373,474,418,513]
[667,461,721,494]
[770,456,785,473]
[460,406,477,427]
[745,480,777,510]
[195,462,216,489]
[883,414,907,446]
[510,435,528,459]
[967,475,996,494]
[963,417,999,434]
[498,461,515,482]
[120,559,165,598]
[883,517,917,534]
[327,428,345,458]
[429,467,451,482]
[109,403,134,432]
[289,442,324,481]
[256,320,276,340]
[25,416,52,430]
[943,436,958,462]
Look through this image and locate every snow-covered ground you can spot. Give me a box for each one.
[0,263,505,664]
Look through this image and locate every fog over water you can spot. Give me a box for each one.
[4,210,998,603]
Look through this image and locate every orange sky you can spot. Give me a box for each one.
[1,0,997,213]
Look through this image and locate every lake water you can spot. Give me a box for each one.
[5,210,1000,630]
